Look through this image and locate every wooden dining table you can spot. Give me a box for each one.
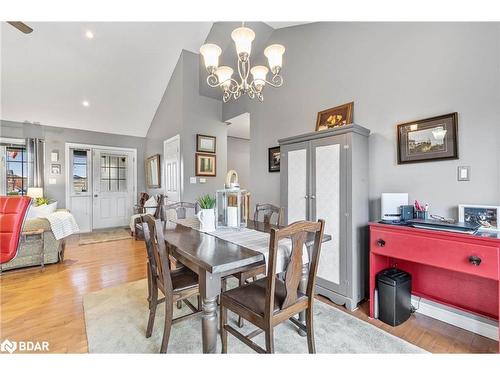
[163,219,331,353]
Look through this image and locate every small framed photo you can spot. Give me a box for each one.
[195,152,216,176]
[397,112,458,164]
[268,146,280,172]
[459,204,500,231]
[196,134,216,153]
[51,164,61,175]
[315,102,353,131]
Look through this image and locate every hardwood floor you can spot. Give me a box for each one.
[0,236,497,353]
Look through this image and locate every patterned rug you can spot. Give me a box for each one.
[79,228,131,245]
[83,279,427,353]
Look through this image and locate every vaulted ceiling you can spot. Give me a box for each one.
[1,22,310,137]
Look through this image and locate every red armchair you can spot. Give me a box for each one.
[0,196,32,265]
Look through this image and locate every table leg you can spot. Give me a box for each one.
[297,263,308,337]
[199,270,221,353]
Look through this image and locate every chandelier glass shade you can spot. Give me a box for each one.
[200,24,285,102]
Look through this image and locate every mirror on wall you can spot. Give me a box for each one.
[145,154,161,188]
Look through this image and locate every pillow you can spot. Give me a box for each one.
[144,196,157,215]
[27,201,58,219]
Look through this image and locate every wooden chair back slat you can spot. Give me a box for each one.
[254,203,283,226]
[142,214,173,296]
[265,220,325,315]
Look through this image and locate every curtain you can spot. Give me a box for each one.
[26,138,45,188]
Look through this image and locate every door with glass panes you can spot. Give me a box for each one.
[92,149,135,229]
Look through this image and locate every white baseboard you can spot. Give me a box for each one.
[411,296,498,341]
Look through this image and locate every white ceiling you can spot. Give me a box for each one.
[1,22,212,137]
[226,112,250,140]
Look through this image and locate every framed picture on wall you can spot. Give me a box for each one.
[268,146,280,172]
[315,102,354,131]
[195,152,216,176]
[145,154,161,188]
[459,204,500,231]
[397,112,458,164]
[196,134,216,153]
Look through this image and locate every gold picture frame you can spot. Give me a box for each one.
[145,154,161,188]
[195,152,216,177]
[315,102,354,131]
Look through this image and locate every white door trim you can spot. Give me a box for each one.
[65,142,137,231]
[163,135,182,202]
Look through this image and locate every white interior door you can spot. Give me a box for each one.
[164,135,181,202]
[92,149,134,229]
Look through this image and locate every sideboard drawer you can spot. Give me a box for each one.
[371,228,500,280]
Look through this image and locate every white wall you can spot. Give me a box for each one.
[222,22,500,220]
[227,136,250,190]
[145,50,226,203]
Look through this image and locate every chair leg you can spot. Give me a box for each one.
[146,286,158,338]
[197,295,201,311]
[306,307,316,354]
[265,327,275,354]
[146,264,152,307]
[160,300,173,353]
[220,304,228,354]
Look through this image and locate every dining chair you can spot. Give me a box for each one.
[134,194,164,240]
[160,201,200,222]
[253,203,284,226]
[223,203,284,328]
[142,214,202,353]
[220,219,325,354]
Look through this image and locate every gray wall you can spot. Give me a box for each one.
[1,119,146,207]
[222,22,500,219]
[227,136,250,190]
[145,50,226,202]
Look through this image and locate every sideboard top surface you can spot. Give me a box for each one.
[278,124,370,145]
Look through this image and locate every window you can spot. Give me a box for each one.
[100,154,127,192]
[6,146,28,195]
[72,150,89,193]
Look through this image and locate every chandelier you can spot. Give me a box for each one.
[199,23,285,103]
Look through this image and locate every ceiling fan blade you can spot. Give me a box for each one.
[7,21,33,34]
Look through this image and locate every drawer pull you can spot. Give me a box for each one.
[468,255,482,266]
[376,239,386,247]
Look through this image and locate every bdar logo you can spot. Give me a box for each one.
[1,339,17,354]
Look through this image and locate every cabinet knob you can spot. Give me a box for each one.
[310,195,316,199]
[304,195,309,199]
[376,239,386,247]
[468,255,482,266]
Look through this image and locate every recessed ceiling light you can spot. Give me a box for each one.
[85,30,94,39]
[82,100,90,107]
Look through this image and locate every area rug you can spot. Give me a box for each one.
[83,279,426,353]
[79,228,131,245]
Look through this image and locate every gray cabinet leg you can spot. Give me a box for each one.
[297,263,308,337]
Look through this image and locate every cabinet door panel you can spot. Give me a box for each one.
[311,136,347,295]
[284,145,309,224]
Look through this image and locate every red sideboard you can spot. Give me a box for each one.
[369,222,500,351]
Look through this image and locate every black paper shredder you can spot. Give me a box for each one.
[377,268,412,326]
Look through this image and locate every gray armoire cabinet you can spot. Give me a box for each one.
[278,124,370,310]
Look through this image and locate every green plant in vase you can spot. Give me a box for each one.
[197,194,216,209]
[196,194,216,232]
